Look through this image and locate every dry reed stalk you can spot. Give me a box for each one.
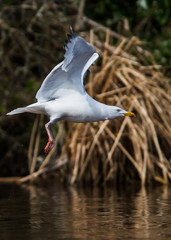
[75,0,86,31]
[102,28,110,66]
[71,143,82,184]
[30,114,44,174]
[78,120,109,180]
[88,29,94,96]
[28,115,39,171]
[19,155,68,183]
[83,16,124,40]
[105,126,139,169]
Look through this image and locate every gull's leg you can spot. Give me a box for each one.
[44,122,55,154]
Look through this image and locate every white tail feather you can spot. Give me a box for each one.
[7,107,27,115]
[7,103,45,116]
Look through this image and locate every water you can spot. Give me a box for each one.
[0,183,171,240]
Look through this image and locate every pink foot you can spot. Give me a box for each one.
[44,139,54,154]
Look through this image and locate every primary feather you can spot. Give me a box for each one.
[36,28,98,103]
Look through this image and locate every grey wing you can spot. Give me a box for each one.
[36,28,99,103]
[62,27,95,72]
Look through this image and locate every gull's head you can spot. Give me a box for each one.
[114,107,135,118]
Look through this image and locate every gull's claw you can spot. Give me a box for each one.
[44,140,54,154]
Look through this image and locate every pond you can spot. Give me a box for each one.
[0,182,171,240]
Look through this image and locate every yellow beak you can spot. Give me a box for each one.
[124,112,135,118]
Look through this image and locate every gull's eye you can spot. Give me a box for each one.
[117,109,121,112]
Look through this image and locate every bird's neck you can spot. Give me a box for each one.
[86,95,117,121]
[100,104,117,120]
[89,97,116,121]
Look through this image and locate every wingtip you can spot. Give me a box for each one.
[64,27,77,50]
[70,26,77,37]
[70,26,73,34]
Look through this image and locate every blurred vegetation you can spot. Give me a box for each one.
[0,0,77,176]
[85,0,171,66]
[0,0,170,185]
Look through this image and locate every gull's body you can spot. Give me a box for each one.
[21,92,122,123]
[7,28,134,153]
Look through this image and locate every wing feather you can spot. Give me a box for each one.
[36,28,98,103]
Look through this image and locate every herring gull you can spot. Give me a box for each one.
[7,27,135,154]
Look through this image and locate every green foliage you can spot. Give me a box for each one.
[25,78,40,94]
[85,0,171,65]
[0,105,4,113]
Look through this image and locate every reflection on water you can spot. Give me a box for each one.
[0,182,171,240]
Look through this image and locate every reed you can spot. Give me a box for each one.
[65,28,171,185]
[20,27,170,186]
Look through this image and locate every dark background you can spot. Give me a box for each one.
[0,0,170,178]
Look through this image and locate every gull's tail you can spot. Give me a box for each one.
[7,107,27,115]
[7,103,45,116]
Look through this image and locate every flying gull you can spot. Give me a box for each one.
[7,27,135,154]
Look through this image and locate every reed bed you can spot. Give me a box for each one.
[65,29,171,185]
[18,27,171,186]
[15,27,171,186]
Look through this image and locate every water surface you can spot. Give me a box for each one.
[0,183,171,240]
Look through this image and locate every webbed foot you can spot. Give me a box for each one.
[44,139,54,154]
